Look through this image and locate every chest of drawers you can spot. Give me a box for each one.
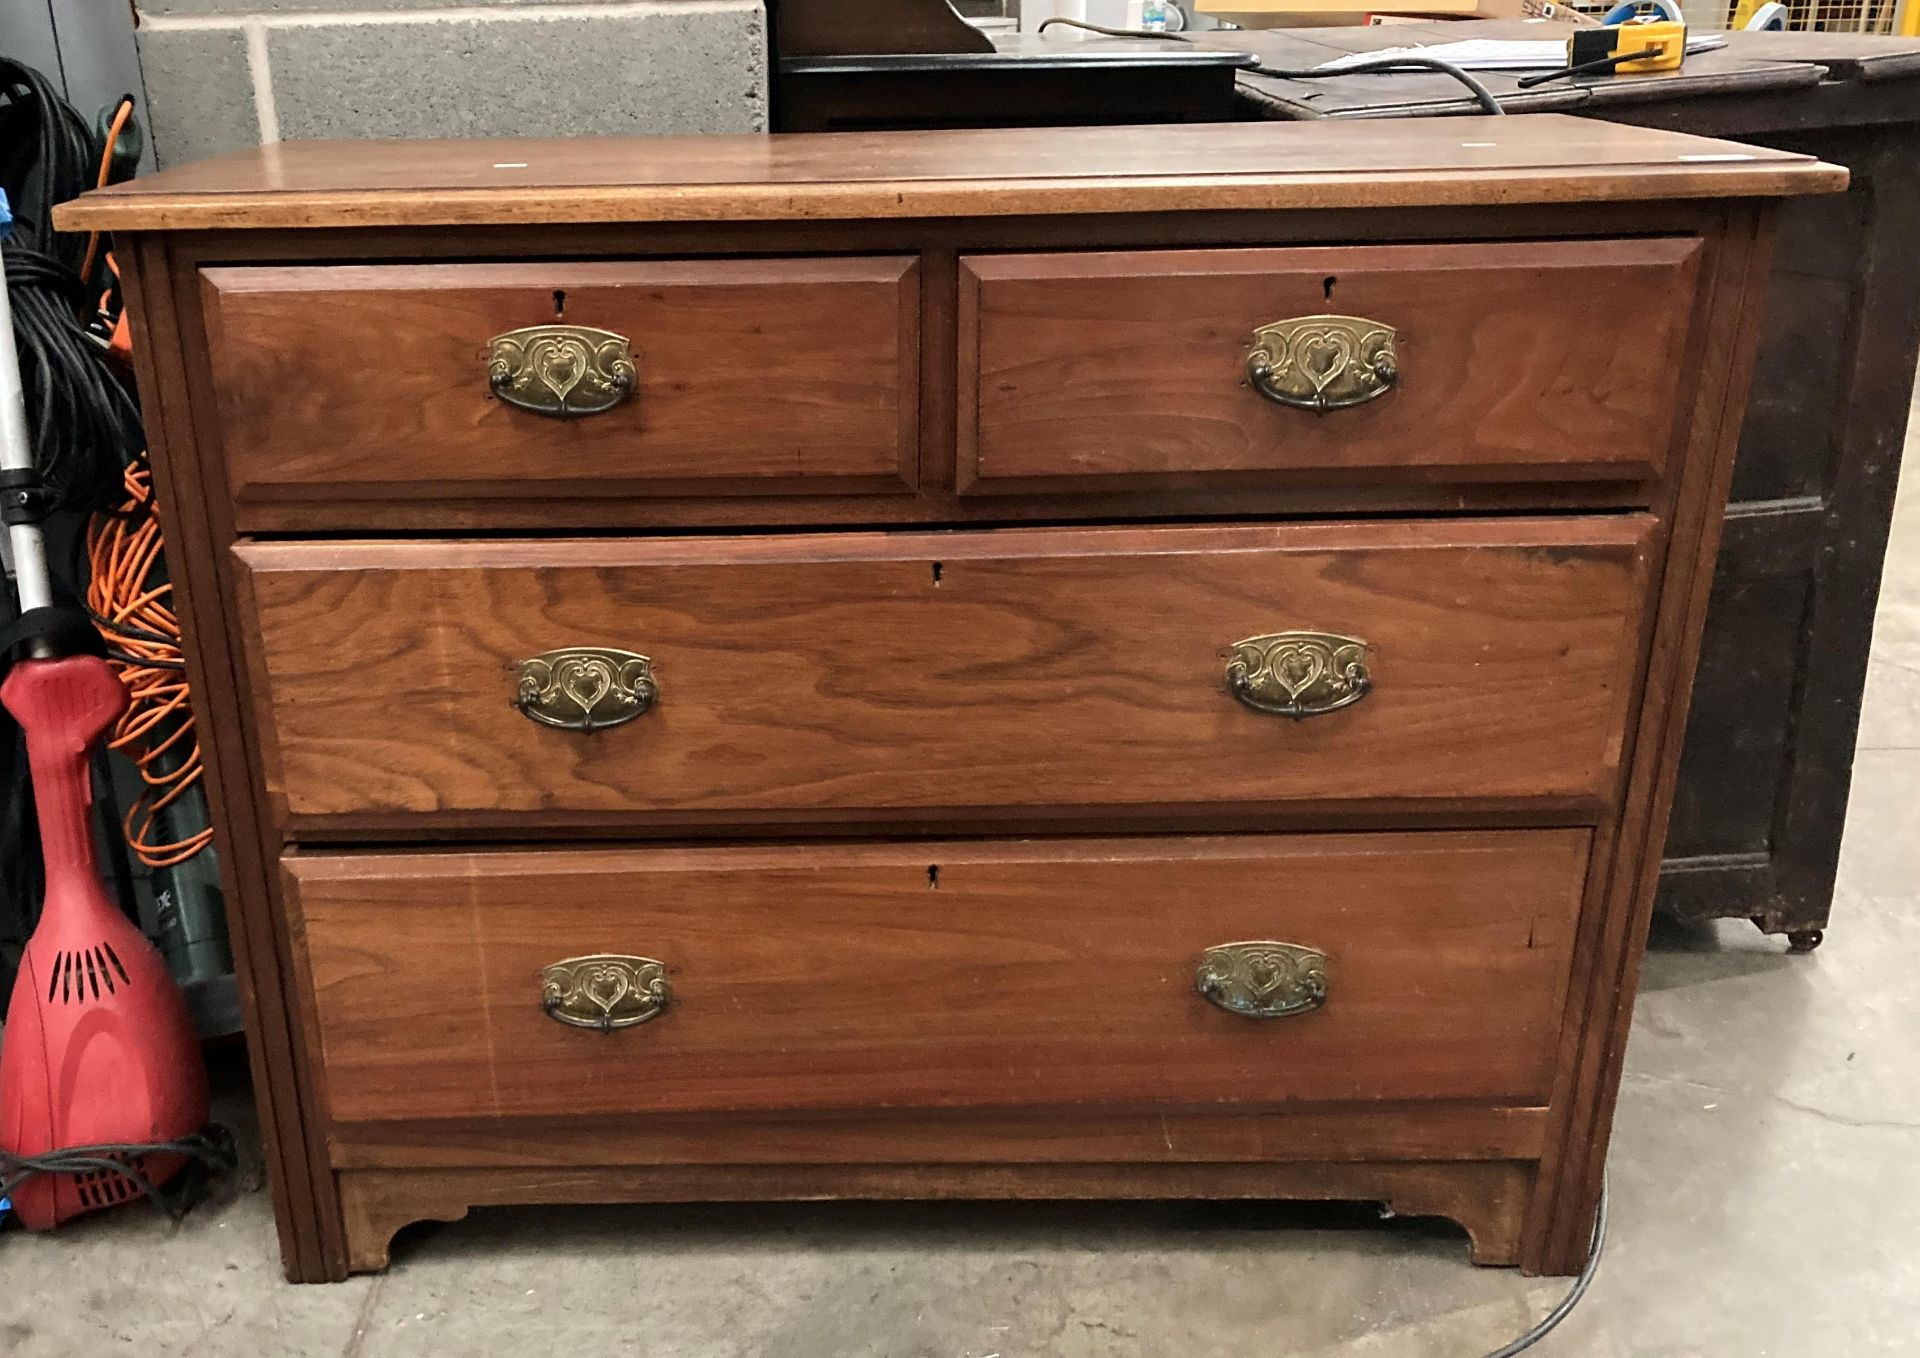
[57,118,1841,1282]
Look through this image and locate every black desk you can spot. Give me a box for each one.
[777,34,1258,131]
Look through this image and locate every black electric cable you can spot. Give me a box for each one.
[0,58,140,515]
[0,1126,238,1226]
[1481,1177,1609,1356]
[1036,15,1507,115]
[0,58,96,279]
[3,247,143,513]
[1244,56,1505,116]
[1037,15,1190,38]
[1515,48,1658,88]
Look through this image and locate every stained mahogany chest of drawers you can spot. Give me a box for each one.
[57,118,1842,1282]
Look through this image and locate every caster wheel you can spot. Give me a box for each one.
[1786,929,1824,954]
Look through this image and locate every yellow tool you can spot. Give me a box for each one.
[1516,19,1687,88]
[1567,19,1688,74]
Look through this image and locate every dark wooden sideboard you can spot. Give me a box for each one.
[1227,27,1920,950]
[1597,45,1920,952]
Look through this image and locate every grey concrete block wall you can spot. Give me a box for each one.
[142,0,636,11]
[135,25,261,168]
[134,0,767,168]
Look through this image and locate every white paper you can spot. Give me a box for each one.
[1312,34,1728,73]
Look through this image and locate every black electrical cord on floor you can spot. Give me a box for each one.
[1482,1177,1609,1357]
[0,1126,238,1226]
[1036,16,1507,115]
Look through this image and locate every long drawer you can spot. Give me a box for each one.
[959,238,1700,494]
[286,831,1590,1127]
[235,519,1652,832]
[200,257,920,508]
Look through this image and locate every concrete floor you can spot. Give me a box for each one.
[4,475,1917,1357]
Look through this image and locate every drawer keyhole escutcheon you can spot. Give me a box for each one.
[1225,631,1371,719]
[488,323,636,418]
[1244,314,1398,412]
[541,955,671,1033]
[514,647,658,733]
[1196,941,1328,1019]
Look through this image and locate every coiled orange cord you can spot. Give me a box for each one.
[73,102,211,871]
[85,459,213,869]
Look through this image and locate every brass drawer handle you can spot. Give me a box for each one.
[1196,941,1328,1019]
[1226,631,1371,719]
[514,647,658,734]
[541,955,671,1033]
[488,324,636,418]
[1245,314,1397,412]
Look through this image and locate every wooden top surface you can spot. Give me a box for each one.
[1713,28,1920,80]
[55,117,1842,233]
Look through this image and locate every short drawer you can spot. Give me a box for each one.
[235,518,1651,832]
[200,257,920,508]
[959,239,1700,494]
[287,831,1589,1126]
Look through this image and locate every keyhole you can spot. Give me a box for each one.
[1322,276,1337,302]
[553,289,567,318]
[931,561,943,586]
[927,865,940,889]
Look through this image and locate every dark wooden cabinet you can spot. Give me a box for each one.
[1606,95,1920,952]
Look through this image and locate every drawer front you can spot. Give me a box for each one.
[287,831,1589,1125]
[201,258,920,507]
[959,239,1700,494]
[236,519,1651,830]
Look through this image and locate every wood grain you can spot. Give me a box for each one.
[51,118,1843,232]
[328,1104,1552,1170]
[284,832,1588,1125]
[235,519,1652,831]
[337,1160,1536,1274]
[201,258,919,508]
[960,239,1699,491]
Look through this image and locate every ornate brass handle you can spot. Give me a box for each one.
[1245,314,1398,412]
[514,647,658,734]
[1196,941,1327,1019]
[541,955,671,1033]
[1226,631,1371,719]
[488,324,636,418]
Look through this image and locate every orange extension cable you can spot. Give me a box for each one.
[85,459,213,869]
[73,101,212,871]
[77,96,134,292]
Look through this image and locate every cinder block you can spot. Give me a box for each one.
[138,0,611,15]
[135,24,261,167]
[263,4,767,140]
